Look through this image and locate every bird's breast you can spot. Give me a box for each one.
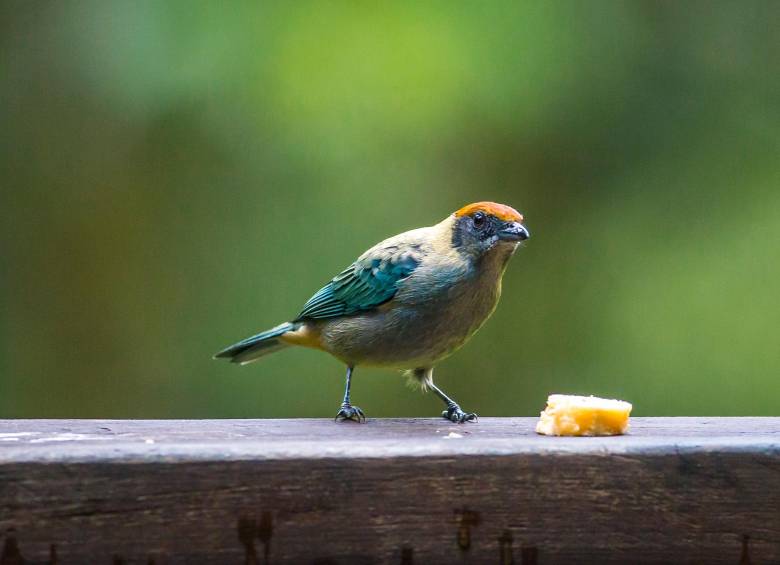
[318,256,505,367]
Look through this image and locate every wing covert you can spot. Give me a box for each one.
[295,246,421,321]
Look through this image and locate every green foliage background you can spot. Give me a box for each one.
[2,2,778,418]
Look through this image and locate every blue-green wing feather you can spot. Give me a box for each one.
[295,248,420,321]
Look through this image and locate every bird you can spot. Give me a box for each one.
[214,201,530,423]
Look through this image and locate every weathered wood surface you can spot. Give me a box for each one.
[0,417,778,564]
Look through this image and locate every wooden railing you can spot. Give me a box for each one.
[0,418,778,563]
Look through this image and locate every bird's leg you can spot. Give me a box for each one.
[335,365,365,423]
[423,372,478,424]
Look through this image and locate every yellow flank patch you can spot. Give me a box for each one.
[454,201,523,223]
[280,325,324,350]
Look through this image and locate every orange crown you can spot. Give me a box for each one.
[454,202,523,223]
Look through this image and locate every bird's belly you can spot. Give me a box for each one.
[318,291,499,368]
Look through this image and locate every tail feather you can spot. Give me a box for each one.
[214,322,298,365]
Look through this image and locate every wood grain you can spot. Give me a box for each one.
[0,418,778,564]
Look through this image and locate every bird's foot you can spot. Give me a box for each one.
[335,403,366,423]
[442,404,478,424]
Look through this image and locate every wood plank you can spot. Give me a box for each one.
[0,418,778,564]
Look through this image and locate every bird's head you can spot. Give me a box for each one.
[450,201,530,258]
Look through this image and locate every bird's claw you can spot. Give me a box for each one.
[442,404,478,424]
[335,404,366,423]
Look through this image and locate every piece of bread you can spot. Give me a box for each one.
[535,394,632,436]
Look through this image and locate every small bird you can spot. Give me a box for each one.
[215,202,529,423]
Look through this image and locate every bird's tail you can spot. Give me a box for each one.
[214,321,299,365]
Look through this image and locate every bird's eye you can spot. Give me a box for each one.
[473,212,486,228]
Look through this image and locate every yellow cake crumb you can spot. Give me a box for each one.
[535,394,632,436]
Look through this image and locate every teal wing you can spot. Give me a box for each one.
[295,246,421,321]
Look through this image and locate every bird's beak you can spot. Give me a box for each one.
[498,221,530,242]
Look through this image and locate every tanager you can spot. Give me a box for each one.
[215,202,529,423]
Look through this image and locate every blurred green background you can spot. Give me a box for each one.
[2,1,778,418]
